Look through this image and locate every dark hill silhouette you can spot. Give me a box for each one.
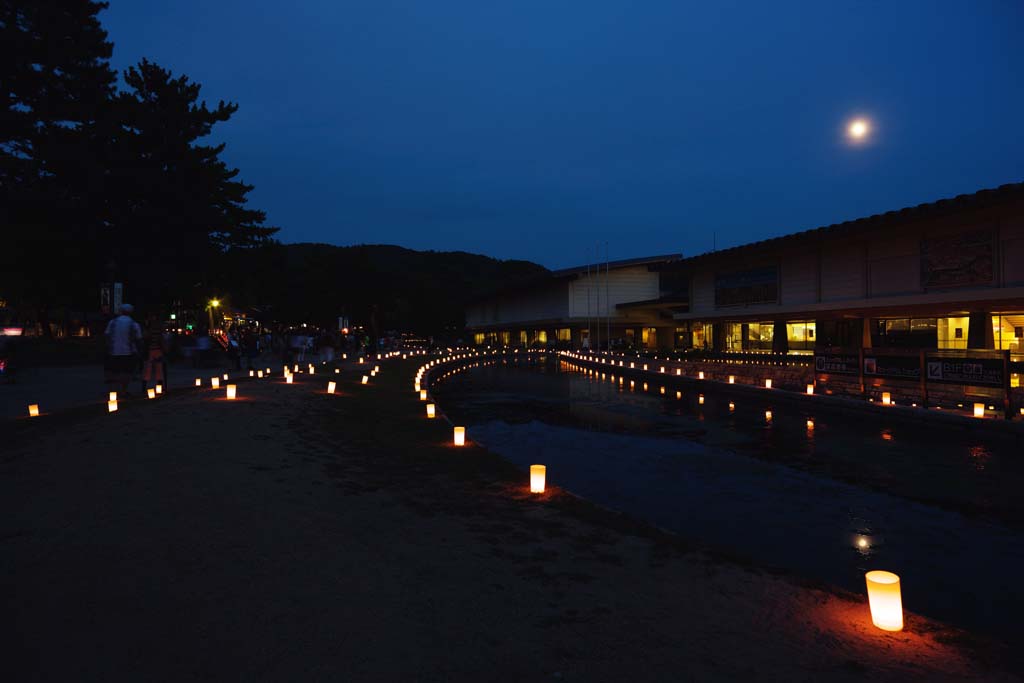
[221,243,547,336]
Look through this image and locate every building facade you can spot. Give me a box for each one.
[464,254,684,349]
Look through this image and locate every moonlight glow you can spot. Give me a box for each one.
[847,118,870,141]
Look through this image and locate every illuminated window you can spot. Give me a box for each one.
[993,314,1024,352]
[786,321,816,350]
[724,323,743,352]
[519,330,527,344]
[746,322,774,351]
[937,317,969,349]
[556,328,571,342]
[692,322,712,349]
[500,331,510,345]
[533,330,548,344]
[473,333,485,345]
[641,327,657,349]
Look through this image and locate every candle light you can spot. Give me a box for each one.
[426,403,436,418]
[764,378,772,389]
[327,381,336,394]
[420,389,427,401]
[765,410,772,422]
[361,375,369,384]
[223,373,229,381]
[453,426,466,446]
[676,391,682,400]
[806,384,814,395]
[249,370,255,377]
[881,392,891,405]
[155,384,162,395]
[698,371,704,380]
[147,388,156,399]
[806,418,815,430]
[258,370,264,378]
[728,401,735,412]
[698,394,704,405]
[107,400,118,413]
[226,384,237,400]
[973,403,985,418]
[728,375,735,384]
[28,404,40,417]
[335,368,340,374]
[109,391,118,402]
[530,464,546,493]
[286,375,294,384]
[865,571,903,632]
[211,377,220,389]
[195,378,202,386]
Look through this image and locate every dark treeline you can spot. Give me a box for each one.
[1,1,275,327]
[2,1,535,337]
[223,243,545,336]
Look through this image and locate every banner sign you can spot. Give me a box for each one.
[814,352,859,376]
[920,228,994,289]
[925,355,1003,387]
[715,266,778,307]
[863,354,920,381]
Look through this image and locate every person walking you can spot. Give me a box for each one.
[141,315,167,393]
[105,304,142,397]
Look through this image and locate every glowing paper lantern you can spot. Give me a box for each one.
[698,371,704,380]
[643,382,648,391]
[249,370,255,377]
[258,370,264,378]
[764,379,772,389]
[881,392,891,405]
[530,464,546,493]
[361,375,369,385]
[147,388,156,399]
[659,386,665,395]
[659,366,665,373]
[28,404,40,417]
[420,390,428,401]
[765,410,772,422]
[286,375,294,384]
[973,403,984,418]
[426,403,436,418]
[728,401,735,412]
[335,368,340,374]
[453,426,466,446]
[676,369,681,376]
[676,391,682,400]
[806,418,815,430]
[195,378,202,386]
[223,373,229,381]
[698,394,704,405]
[806,384,814,395]
[865,571,903,632]
[210,377,220,389]
[155,384,163,395]
[109,391,118,402]
[294,364,299,372]
[728,375,735,384]
[107,400,118,413]
[327,381,336,394]
[226,384,237,400]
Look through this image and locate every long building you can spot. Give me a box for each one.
[466,183,1024,402]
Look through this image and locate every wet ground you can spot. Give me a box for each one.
[431,356,1024,637]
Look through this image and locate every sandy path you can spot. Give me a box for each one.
[2,360,1018,681]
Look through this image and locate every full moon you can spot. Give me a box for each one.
[848,118,870,140]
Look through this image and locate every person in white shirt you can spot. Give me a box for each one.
[104,304,142,395]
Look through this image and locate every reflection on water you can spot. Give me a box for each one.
[432,358,1024,636]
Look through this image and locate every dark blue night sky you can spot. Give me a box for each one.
[103,1,1023,268]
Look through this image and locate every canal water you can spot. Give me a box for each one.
[431,356,1024,637]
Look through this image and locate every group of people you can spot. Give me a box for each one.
[103,304,167,397]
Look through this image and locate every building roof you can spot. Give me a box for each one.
[549,253,683,277]
[467,253,682,304]
[677,181,1024,267]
